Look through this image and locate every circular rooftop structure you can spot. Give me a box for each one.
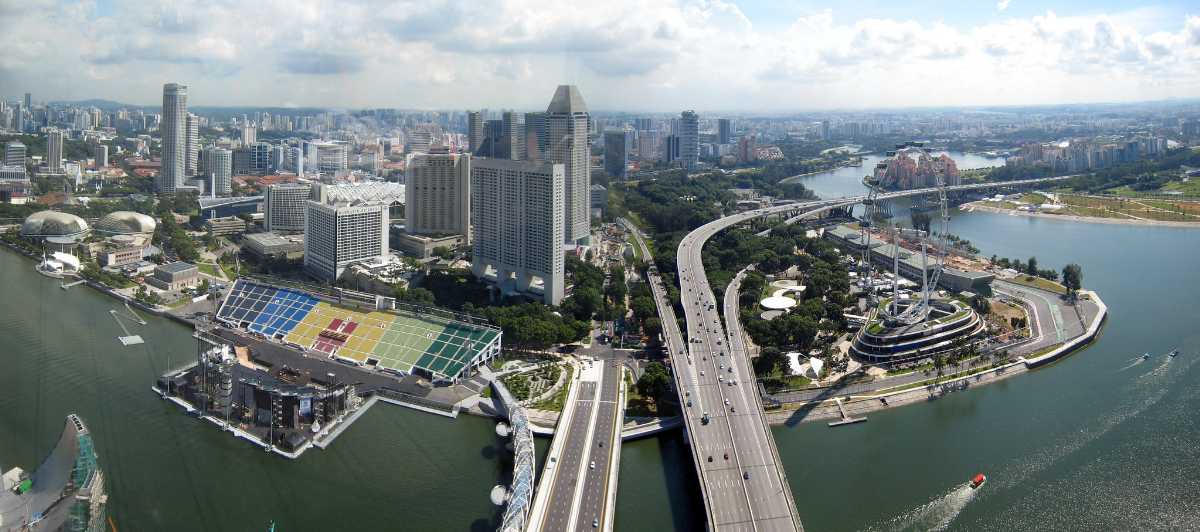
[95,211,157,235]
[760,295,798,311]
[21,211,90,239]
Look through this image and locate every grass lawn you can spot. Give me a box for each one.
[1009,275,1067,295]
[197,262,222,278]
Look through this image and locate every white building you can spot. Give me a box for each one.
[185,113,198,176]
[313,142,348,175]
[679,110,699,171]
[264,183,312,233]
[5,141,26,167]
[405,151,470,244]
[303,199,390,282]
[545,85,590,246]
[159,83,187,193]
[202,147,232,197]
[470,158,564,305]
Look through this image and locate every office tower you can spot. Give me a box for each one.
[467,111,484,154]
[47,128,63,173]
[5,141,26,167]
[665,135,681,166]
[635,118,652,132]
[524,112,547,161]
[13,104,23,133]
[94,144,108,169]
[203,147,232,196]
[270,144,286,172]
[292,146,305,175]
[500,111,522,160]
[545,85,590,245]
[304,188,393,281]
[407,129,433,154]
[159,83,188,193]
[738,135,757,163]
[679,110,699,171]
[637,131,660,162]
[604,129,631,179]
[470,158,564,305]
[477,119,503,158]
[718,118,732,145]
[264,183,312,233]
[241,125,256,146]
[406,152,471,243]
[185,113,198,176]
[315,142,348,174]
[23,92,30,111]
[821,120,831,140]
[249,142,272,174]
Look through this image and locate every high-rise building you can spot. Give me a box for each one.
[406,152,471,243]
[304,189,392,282]
[665,134,681,166]
[500,111,522,160]
[470,158,564,305]
[5,141,26,167]
[23,92,31,111]
[203,147,232,196]
[13,104,24,133]
[545,85,590,245]
[604,129,631,179]
[467,111,484,154]
[820,120,831,140]
[679,110,699,171]
[524,112,547,161]
[738,135,757,163]
[270,144,286,172]
[241,125,257,146]
[159,83,188,193]
[635,118,652,132]
[185,113,199,176]
[717,118,732,144]
[94,144,108,169]
[314,142,348,174]
[47,128,63,174]
[264,183,312,233]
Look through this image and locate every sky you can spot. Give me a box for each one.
[1,0,1199,112]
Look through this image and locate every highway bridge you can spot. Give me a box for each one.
[620,174,1074,532]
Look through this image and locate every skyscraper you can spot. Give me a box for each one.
[467,111,484,155]
[303,186,397,282]
[23,92,31,111]
[604,129,631,179]
[185,113,199,176]
[524,112,547,161]
[717,118,732,144]
[159,83,188,193]
[47,128,63,174]
[471,158,564,305]
[264,183,312,233]
[545,85,590,245]
[241,125,256,146]
[203,147,232,197]
[94,144,108,169]
[679,110,699,171]
[665,135,681,166]
[406,152,471,243]
[500,111,522,160]
[5,141,26,167]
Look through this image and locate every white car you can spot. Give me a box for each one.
[589,461,595,470]
[724,398,730,406]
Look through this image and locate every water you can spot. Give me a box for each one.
[0,247,527,531]
[782,151,1004,200]
[768,181,1200,530]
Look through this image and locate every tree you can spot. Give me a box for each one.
[643,317,663,340]
[910,211,932,234]
[1026,256,1038,276]
[637,362,672,404]
[402,287,435,305]
[970,293,990,315]
[1062,263,1083,299]
[431,246,454,260]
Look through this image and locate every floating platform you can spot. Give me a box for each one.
[118,335,144,346]
[828,398,868,427]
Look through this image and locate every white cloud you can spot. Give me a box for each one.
[1,1,1198,110]
[997,0,1011,12]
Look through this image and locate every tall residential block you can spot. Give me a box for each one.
[47,128,63,174]
[159,83,188,193]
[406,152,471,243]
[241,125,257,146]
[185,113,199,176]
[94,144,108,169]
[717,118,732,144]
[264,183,312,233]
[679,110,699,171]
[471,158,564,305]
[501,111,522,160]
[545,85,590,245]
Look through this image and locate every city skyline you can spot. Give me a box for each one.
[2,1,1199,111]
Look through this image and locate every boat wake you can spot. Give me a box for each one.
[870,482,980,532]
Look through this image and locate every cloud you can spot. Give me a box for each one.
[278,50,365,75]
[997,0,1011,12]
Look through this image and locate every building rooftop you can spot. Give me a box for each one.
[197,196,263,210]
[157,261,197,274]
[96,211,157,235]
[547,85,588,114]
[315,182,404,207]
[21,210,89,238]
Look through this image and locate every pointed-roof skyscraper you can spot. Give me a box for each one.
[546,85,590,246]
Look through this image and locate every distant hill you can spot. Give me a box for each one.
[48,99,146,110]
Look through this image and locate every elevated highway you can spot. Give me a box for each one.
[620,175,1075,531]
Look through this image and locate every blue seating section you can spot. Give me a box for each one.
[216,280,319,338]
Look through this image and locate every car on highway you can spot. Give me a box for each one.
[589,461,595,470]
[593,518,598,528]
[743,471,751,480]
[724,398,730,406]
[707,455,713,462]
[724,452,729,460]
[730,406,736,413]
[702,412,710,424]
[687,400,692,407]
[700,370,705,376]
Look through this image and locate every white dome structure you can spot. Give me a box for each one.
[760,295,797,311]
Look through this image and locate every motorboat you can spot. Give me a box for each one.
[970,473,986,489]
[1141,353,1151,361]
[1168,350,1178,358]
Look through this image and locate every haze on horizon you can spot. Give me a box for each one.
[2,0,1199,112]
